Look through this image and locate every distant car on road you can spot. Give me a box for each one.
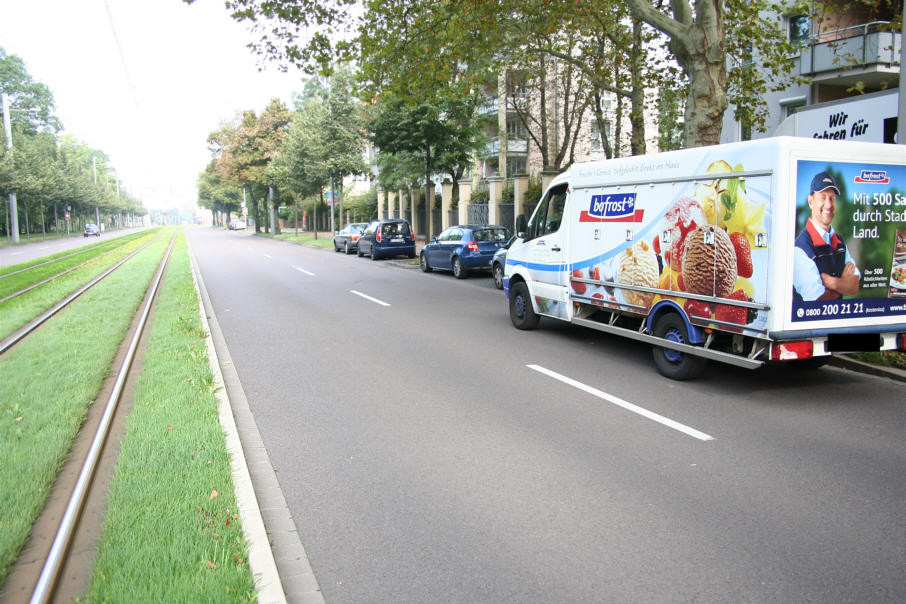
[84,223,101,237]
[357,219,416,260]
[420,225,511,279]
[228,219,247,230]
[490,235,516,289]
[333,222,368,254]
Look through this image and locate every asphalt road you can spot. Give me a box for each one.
[187,226,905,604]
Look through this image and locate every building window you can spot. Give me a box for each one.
[590,119,612,152]
[788,14,810,47]
[506,120,525,139]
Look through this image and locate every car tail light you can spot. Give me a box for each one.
[771,340,814,361]
[376,229,382,243]
[409,225,414,239]
[467,241,479,252]
[351,235,359,241]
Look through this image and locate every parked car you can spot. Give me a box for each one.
[356,219,416,260]
[420,225,511,279]
[333,222,368,254]
[84,223,101,237]
[490,235,517,289]
[228,219,247,230]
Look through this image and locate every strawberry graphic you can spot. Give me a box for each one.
[714,289,749,325]
[684,299,712,319]
[729,232,753,278]
[591,266,601,281]
[570,269,587,294]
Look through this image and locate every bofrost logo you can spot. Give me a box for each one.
[854,170,890,184]
[580,193,644,222]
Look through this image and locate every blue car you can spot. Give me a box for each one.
[420,225,511,279]
[357,219,416,260]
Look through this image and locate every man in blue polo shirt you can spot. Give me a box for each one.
[792,171,861,301]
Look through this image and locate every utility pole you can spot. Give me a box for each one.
[92,157,101,227]
[2,92,20,242]
[897,16,906,145]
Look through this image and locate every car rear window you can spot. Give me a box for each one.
[382,222,409,238]
[473,227,510,242]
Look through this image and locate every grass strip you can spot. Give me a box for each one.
[0,232,160,341]
[266,230,335,249]
[0,232,174,585]
[0,230,155,293]
[84,231,256,602]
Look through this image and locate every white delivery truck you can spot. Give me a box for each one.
[504,137,906,379]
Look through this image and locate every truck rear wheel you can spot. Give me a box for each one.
[651,313,707,380]
[509,281,539,330]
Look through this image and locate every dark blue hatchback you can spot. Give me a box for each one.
[357,219,416,260]
[420,225,511,279]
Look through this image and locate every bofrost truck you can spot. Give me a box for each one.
[504,137,906,379]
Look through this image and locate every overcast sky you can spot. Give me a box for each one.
[0,0,306,210]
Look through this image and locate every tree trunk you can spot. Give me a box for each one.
[629,19,647,155]
[625,0,728,148]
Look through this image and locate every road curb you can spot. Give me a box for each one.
[188,239,326,604]
[828,354,906,383]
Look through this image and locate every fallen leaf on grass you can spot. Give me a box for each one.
[209,489,219,500]
[206,561,216,569]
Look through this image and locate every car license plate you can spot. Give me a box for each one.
[392,238,404,243]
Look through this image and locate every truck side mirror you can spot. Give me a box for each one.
[515,214,527,238]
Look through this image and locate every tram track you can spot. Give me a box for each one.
[0,234,160,354]
[0,233,176,603]
[0,235,149,305]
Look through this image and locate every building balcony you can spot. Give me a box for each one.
[797,21,901,89]
[480,136,528,158]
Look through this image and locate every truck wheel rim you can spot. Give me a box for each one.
[515,294,526,318]
[664,327,684,363]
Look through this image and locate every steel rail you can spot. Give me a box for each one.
[29,234,176,604]
[0,236,152,303]
[0,238,157,355]
[0,235,133,280]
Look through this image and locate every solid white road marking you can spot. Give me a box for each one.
[527,364,714,441]
[293,265,316,276]
[264,253,272,259]
[11,251,24,256]
[350,290,390,307]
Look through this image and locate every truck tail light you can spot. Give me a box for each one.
[771,340,814,361]
[467,241,479,252]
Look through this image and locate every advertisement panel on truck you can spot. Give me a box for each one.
[791,160,906,323]
[566,147,774,337]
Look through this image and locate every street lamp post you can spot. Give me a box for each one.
[1,92,20,242]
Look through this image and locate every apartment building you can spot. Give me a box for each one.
[721,3,902,143]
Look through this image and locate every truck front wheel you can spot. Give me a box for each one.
[651,313,707,380]
[509,281,539,330]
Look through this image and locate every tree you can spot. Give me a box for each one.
[0,48,62,135]
[208,99,292,233]
[623,0,803,147]
[369,93,484,236]
[198,160,241,226]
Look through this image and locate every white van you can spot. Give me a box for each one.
[504,137,906,379]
